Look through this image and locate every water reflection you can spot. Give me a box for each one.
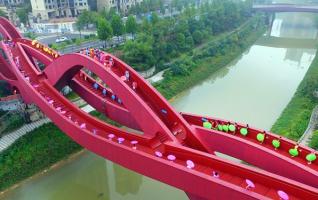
[113,164,142,196]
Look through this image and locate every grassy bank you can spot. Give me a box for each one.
[271,53,318,143]
[0,15,265,192]
[0,123,81,191]
[155,15,266,99]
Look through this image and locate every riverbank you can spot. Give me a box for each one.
[155,15,266,99]
[271,52,318,146]
[0,15,266,193]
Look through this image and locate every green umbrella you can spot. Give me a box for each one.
[240,128,248,136]
[289,148,299,157]
[217,124,223,131]
[272,139,280,149]
[256,133,265,143]
[229,124,236,132]
[203,121,212,129]
[306,153,316,164]
[222,124,229,132]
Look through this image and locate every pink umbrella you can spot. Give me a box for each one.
[186,160,195,169]
[167,154,176,161]
[32,84,39,88]
[131,140,138,149]
[48,100,54,104]
[277,190,289,200]
[155,151,162,158]
[245,179,255,190]
[108,134,115,140]
[118,137,125,144]
[61,111,66,114]
[121,76,127,81]
[56,107,62,112]
[80,123,86,129]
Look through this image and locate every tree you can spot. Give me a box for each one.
[125,15,137,39]
[75,18,85,39]
[77,10,97,29]
[17,8,29,25]
[97,18,113,47]
[192,30,203,45]
[111,14,125,38]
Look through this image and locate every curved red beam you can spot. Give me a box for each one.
[43,49,318,189]
[0,17,317,199]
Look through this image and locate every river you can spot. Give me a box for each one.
[1,12,317,200]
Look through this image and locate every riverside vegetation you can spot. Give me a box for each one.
[0,0,266,192]
[271,54,318,150]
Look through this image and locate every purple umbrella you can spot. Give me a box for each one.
[167,154,176,161]
[155,151,162,158]
[186,160,195,169]
[118,137,125,144]
[131,140,138,149]
[277,190,289,200]
[108,134,115,140]
[245,179,255,190]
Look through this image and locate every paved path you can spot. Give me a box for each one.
[298,105,318,145]
[0,118,50,152]
[0,104,94,153]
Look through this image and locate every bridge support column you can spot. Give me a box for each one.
[268,12,275,36]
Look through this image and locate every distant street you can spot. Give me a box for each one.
[37,31,96,45]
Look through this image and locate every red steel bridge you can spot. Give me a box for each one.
[253,4,318,13]
[0,17,317,200]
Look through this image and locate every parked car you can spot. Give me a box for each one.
[55,36,68,43]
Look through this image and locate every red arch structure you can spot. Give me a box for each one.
[0,17,317,199]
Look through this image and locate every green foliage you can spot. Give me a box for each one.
[122,36,155,71]
[111,14,125,36]
[16,8,29,25]
[0,109,7,117]
[0,123,81,191]
[309,131,318,150]
[271,53,318,140]
[193,30,203,45]
[24,32,36,40]
[0,81,11,97]
[122,0,253,71]
[97,18,113,45]
[154,16,265,99]
[1,113,25,136]
[125,15,137,36]
[76,10,98,30]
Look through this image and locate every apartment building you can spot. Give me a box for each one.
[30,0,89,21]
[97,0,142,13]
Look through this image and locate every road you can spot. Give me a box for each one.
[37,31,96,45]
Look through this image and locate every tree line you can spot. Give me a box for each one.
[75,0,253,71]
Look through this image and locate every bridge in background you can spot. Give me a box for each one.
[0,17,317,200]
[253,4,318,13]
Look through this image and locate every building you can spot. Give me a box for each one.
[30,17,77,33]
[97,0,142,13]
[30,0,89,21]
[0,0,25,7]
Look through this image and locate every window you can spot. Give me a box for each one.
[79,2,82,6]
